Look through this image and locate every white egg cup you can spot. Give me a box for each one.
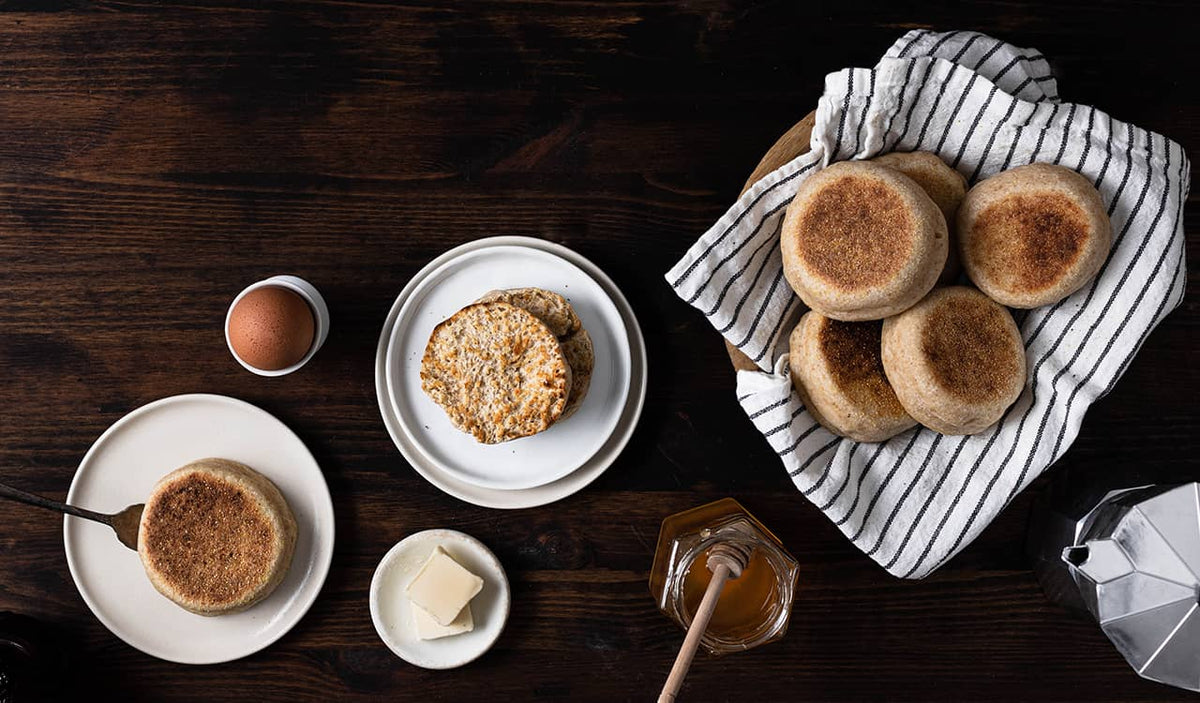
[225,275,330,377]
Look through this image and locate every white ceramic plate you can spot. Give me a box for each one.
[63,394,335,665]
[385,244,632,491]
[375,236,647,509]
[369,529,510,669]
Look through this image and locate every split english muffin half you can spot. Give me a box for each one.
[421,300,573,444]
[475,288,594,421]
[138,458,298,616]
[780,161,949,321]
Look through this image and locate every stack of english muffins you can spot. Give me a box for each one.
[784,155,1111,441]
[421,287,593,443]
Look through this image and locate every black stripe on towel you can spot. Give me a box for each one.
[791,436,841,480]
[924,133,1172,576]
[833,432,921,527]
[898,118,1150,578]
[845,432,926,539]
[863,435,944,556]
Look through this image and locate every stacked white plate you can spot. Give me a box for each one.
[375,236,647,508]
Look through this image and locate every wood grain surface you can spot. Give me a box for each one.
[0,2,1196,701]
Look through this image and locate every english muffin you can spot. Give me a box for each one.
[871,151,967,284]
[421,301,572,443]
[788,311,917,442]
[780,161,948,321]
[881,287,1026,435]
[558,327,594,420]
[138,458,298,616]
[957,162,1111,308]
[476,288,593,419]
[476,288,582,338]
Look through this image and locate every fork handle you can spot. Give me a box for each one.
[0,481,112,525]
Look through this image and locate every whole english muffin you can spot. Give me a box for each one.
[788,311,916,442]
[881,287,1026,435]
[475,288,594,419]
[476,288,582,338]
[780,161,949,321]
[957,162,1112,308]
[421,301,572,443]
[871,151,967,284]
[138,458,298,616]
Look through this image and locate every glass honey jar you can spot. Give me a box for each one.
[649,498,799,655]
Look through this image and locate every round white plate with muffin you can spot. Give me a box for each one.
[385,242,632,491]
[375,236,647,508]
[64,394,335,664]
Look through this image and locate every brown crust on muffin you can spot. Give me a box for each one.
[971,193,1089,292]
[871,151,966,284]
[920,293,1026,403]
[881,287,1026,435]
[138,458,297,616]
[795,176,914,290]
[781,161,948,321]
[871,151,967,224]
[958,163,1111,308]
[789,311,916,442]
[818,318,908,418]
[420,301,571,443]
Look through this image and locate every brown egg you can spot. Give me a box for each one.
[228,286,315,371]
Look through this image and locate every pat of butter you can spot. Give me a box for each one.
[406,545,484,626]
[413,601,474,640]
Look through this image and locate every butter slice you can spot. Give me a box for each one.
[406,545,484,626]
[413,601,474,640]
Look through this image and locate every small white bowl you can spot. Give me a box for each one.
[225,275,330,377]
[369,529,510,670]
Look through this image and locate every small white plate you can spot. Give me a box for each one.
[385,244,632,491]
[63,394,335,665]
[369,529,510,669]
[374,236,648,509]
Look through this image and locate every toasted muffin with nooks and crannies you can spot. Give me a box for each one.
[780,161,948,321]
[476,288,582,338]
[881,287,1026,435]
[138,458,298,616]
[421,301,572,443]
[788,311,917,442]
[475,288,593,420]
[871,151,967,284]
[957,162,1111,308]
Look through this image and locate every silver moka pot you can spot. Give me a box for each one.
[1033,482,1200,693]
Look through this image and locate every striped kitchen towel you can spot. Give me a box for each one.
[666,30,1190,579]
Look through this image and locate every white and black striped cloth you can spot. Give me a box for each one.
[666,30,1190,579]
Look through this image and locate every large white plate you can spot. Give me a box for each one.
[375,236,647,509]
[385,245,631,491]
[63,394,335,665]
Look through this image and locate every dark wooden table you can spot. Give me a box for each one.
[0,1,1195,701]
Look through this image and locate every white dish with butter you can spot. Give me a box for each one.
[374,236,648,508]
[369,529,510,669]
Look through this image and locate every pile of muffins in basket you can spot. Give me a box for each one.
[784,153,1111,441]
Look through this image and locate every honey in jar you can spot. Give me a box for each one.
[649,498,798,655]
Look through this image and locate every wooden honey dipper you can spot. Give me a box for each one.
[658,539,755,702]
